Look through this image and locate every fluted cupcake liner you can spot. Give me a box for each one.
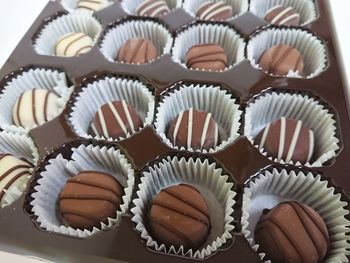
[100,19,173,64]
[121,0,182,16]
[34,13,102,56]
[68,76,155,141]
[131,156,236,259]
[241,168,350,262]
[244,91,339,167]
[31,144,135,238]
[61,0,113,13]
[247,28,327,78]
[182,0,249,21]
[250,0,317,26]
[155,83,242,153]
[172,23,245,71]
[0,68,73,133]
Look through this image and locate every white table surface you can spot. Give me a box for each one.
[0,0,349,262]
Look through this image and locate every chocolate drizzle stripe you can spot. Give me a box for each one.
[279,14,300,25]
[78,6,95,11]
[271,7,293,24]
[61,209,110,223]
[64,180,122,198]
[173,111,184,144]
[206,6,232,20]
[0,170,30,200]
[187,108,193,148]
[308,130,314,162]
[0,164,32,181]
[199,2,222,19]
[285,120,302,162]
[98,107,109,138]
[32,89,39,125]
[107,101,128,136]
[0,154,10,161]
[200,113,211,149]
[60,196,118,206]
[75,45,92,56]
[187,50,226,67]
[63,34,86,56]
[150,6,169,17]
[16,93,24,127]
[122,100,135,133]
[55,32,75,55]
[130,40,145,64]
[43,91,49,122]
[272,46,294,74]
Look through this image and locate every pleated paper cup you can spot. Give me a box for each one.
[31,144,135,238]
[121,0,182,16]
[250,0,317,26]
[61,0,112,13]
[0,68,73,133]
[34,13,102,56]
[244,91,339,167]
[131,156,236,259]
[183,0,249,20]
[155,83,242,153]
[100,19,173,64]
[241,168,350,263]
[68,76,155,141]
[247,28,327,78]
[172,23,245,71]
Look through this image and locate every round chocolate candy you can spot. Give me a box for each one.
[90,100,143,140]
[255,201,329,263]
[116,38,158,64]
[149,184,210,250]
[258,44,304,76]
[186,43,228,71]
[167,108,219,151]
[55,32,93,57]
[59,171,123,229]
[196,1,233,21]
[254,117,314,164]
[12,89,60,129]
[77,0,107,11]
[136,0,170,17]
[264,5,300,26]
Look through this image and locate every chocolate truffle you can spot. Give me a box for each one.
[136,0,170,17]
[13,89,60,129]
[254,117,314,164]
[0,154,33,208]
[91,100,143,140]
[116,38,158,64]
[186,43,228,71]
[264,5,300,26]
[258,44,304,76]
[196,1,233,21]
[168,108,219,151]
[149,184,210,250]
[255,201,329,263]
[59,171,123,230]
[55,32,93,57]
[77,0,107,11]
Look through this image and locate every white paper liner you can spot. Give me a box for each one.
[60,0,112,13]
[100,20,173,64]
[247,28,327,78]
[172,23,245,71]
[250,0,318,26]
[34,13,102,56]
[155,84,242,153]
[0,68,73,134]
[69,76,155,141]
[241,168,350,262]
[121,0,182,16]
[244,91,339,167]
[30,144,135,238]
[131,156,236,259]
[182,0,249,20]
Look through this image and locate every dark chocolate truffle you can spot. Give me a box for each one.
[136,0,170,17]
[116,38,158,64]
[149,184,210,250]
[254,117,314,164]
[186,43,228,71]
[91,100,143,139]
[196,1,233,21]
[264,5,300,26]
[258,44,304,76]
[167,108,219,151]
[255,201,329,263]
[59,171,123,229]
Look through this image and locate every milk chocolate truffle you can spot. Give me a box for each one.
[0,154,33,208]
[265,5,300,26]
[91,100,143,140]
[59,171,123,230]
[186,43,228,71]
[255,201,329,263]
[77,0,108,11]
[196,1,233,21]
[136,0,170,17]
[55,32,93,57]
[13,89,60,129]
[149,184,210,250]
[255,117,314,164]
[258,44,304,76]
[168,108,219,151]
[116,38,158,64]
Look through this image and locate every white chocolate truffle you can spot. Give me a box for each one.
[77,0,108,12]
[12,89,60,129]
[0,154,33,208]
[55,32,93,57]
